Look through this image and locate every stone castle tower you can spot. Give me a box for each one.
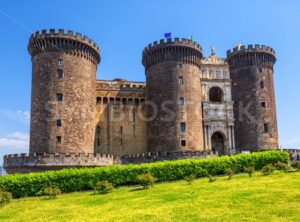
[3,29,279,174]
[142,39,204,152]
[227,45,278,151]
[28,29,100,154]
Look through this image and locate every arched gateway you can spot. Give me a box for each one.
[211,132,225,155]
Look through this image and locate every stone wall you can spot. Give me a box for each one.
[28,29,100,154]
[95,79,147,155]
[142,38,204,152]
[4,153,113,174]
[227,44,278,151]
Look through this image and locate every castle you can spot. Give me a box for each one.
[3,29,278,174]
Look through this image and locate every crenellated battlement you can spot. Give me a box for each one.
[28,29,100,64]
[96,79,146,90]
[226,44,276,69]
[142,38,203,70]
[4,152,113,170]
[227,44,275,58]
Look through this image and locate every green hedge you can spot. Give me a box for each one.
[0,151,289,198]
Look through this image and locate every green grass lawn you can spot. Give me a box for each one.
[1,171,300,222]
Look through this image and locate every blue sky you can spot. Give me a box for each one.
[0,0,299,165]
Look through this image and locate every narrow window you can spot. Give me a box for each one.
[96,126,101,135]
[97,138,100,146]
[260,81,265,89]
[58,59,63,67]
[56,119,62,127]
[179,76,184,85]
[261,102,266,108]
[259,68,263,73]
[179,98,185,105]
[57,70,63,78]
[120,138,123,145]
[103,97,108,104]
[56,136,61,144]
[96,97,101,104]
[180,122,186,133]
[120,126,123,134]
[264,123,269,133]
[181,140,186,146]
[56,93,63,102]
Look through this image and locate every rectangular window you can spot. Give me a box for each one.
[120,126,123,134]
[56,119,62,127]
[179,77,184,85]
[264,123,269,133]
[261,102,266,108]
[179,98,185,105]
[96,97,101,104]
[180,122,186,133]
[260,81,265,89]
[58,59,63,67]
[56,94,63,102]
[97,138,100,146]
[56,136,61,144]
[120,138,123,145]
[181,140,186,146]
[57,70,63,78]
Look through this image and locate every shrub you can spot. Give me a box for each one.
[261,164,275,175]
[208,175,216,183]
[137,173,156,189]
[93,180,114,194]
[244,166,255,177]
[42,186,61,199]
[184,174,196,185]
[274,162,289,172]
[291,161,300,171]
[225,168,234,180]
[0,189,12,207]
[0,150,289,198]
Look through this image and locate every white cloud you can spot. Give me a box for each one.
[0,109,30,125]
[0,131,29,149]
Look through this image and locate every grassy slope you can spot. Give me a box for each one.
[0,172,300,222]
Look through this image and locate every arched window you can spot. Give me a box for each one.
[209,87,223,102]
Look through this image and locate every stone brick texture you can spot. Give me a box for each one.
[143,39,204,152]
[227,45,278,151]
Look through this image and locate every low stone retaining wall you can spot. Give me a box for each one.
[282,149,300,161]
[4,153,114,174]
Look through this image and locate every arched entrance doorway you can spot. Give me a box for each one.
[211,132,225,155]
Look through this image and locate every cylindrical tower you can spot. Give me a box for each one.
[28,29,100,154]
[142,38,204,152]
[227,44,278,151]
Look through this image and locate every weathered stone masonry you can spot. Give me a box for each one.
[3,29,279,174]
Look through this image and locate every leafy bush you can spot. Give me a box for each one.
[261,164,275,175]
[42,186,61,199]
[291,161,300,171]
[184,174,196,185]
[244,166,255,177]
[274,162,289,172]
[137,173,156,189]
[225,168,234,180]
[208,175,217,183]
[93,180,114,194]
[0,189,12,207]
[0,150,289,198]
